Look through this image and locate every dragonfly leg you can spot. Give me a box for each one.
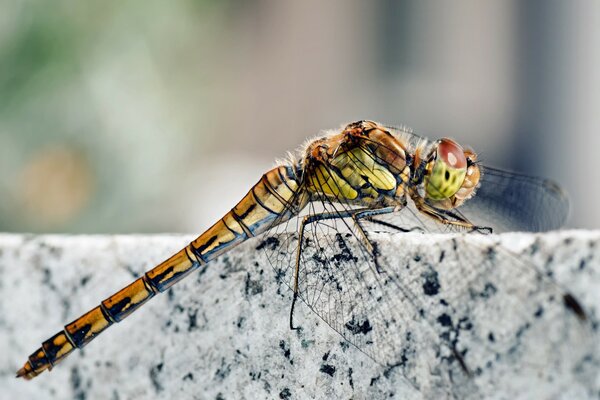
[362,217,426,233]
[351,207,397,273]
[290,209,367,330]
[412,197,492,233]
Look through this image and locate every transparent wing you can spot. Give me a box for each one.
[260,194,453,394]
[257,148,591,397]
[459,166,570,232]
[371,231,596,396]
[261,206,595,397]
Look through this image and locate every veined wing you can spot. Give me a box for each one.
[261,204,596,398]
[260,190,449,395]
[258,145,593,398]
[459,165,570,232]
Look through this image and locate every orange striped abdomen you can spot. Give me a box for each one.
[189,164,303,262]
[17,164,303,380]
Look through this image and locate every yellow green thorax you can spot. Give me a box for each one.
[307,146,397,201]
[335,147,396,192]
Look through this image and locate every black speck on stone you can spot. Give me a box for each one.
[236,316,245,329]
[279,388,292,400]
[150,362,164,393]
[42,268,55,290]
[215,359,232,380]
[279,388,292,399]
[256,236,280,251]
[249,370,262,381]
[479,282,497,298]
[348,367,354,389]
[422,270,440,296]
[486,246,496,260]
[370,375,380,386]
[458,317,473,331]
[124,264,138,278]
[534,306,544,318]
[322,350,330,361]
[70,366,86,400]
[437,313,452,327]
[515,322,531,339]
[80,275,91,287]
[274,268,286,284]
[279,340,291,360]
[320,364,336,377]
[183,372,194,381]
[488,332,495,342]
[345,317,372,335]
[187,308,199,331]
[216,393,226,400]
[245,273,263,296]
[529,241,540,255]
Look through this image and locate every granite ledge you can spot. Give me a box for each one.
[1,231,599,400]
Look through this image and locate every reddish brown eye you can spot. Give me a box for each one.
[438,138,467,169]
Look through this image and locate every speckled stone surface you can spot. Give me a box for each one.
[1,232,599,400]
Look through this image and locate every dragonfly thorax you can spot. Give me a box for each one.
[301,121,411,207]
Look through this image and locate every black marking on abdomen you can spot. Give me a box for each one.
[235,203,256,220]
[251,186,277,214]
[67,325,93,348]
[147,267,174,292]
[104,296,133,321]
[28,348,52,370]
[192,235,218,257]
[230,211,253,237]
[40,332,71,363]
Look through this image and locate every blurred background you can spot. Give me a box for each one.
[0,0,599,233]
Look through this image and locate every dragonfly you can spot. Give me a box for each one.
[16,120,593,396]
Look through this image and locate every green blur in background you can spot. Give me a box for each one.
[1,1,599,233]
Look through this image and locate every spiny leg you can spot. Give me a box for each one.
[351,207,397,272]
[363,217,425,234]
[412,197,492,233]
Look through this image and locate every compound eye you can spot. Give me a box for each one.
[425,138,468,200]
[438,138,467,169]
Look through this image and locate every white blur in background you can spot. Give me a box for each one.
[0,0,598,233]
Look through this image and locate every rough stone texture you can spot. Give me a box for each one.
[1,232,599,399]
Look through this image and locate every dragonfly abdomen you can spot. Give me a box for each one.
[190,164,304,261]
[17,164,304,380]
[16,247,197,379]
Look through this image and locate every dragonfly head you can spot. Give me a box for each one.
[422,138,480,208]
